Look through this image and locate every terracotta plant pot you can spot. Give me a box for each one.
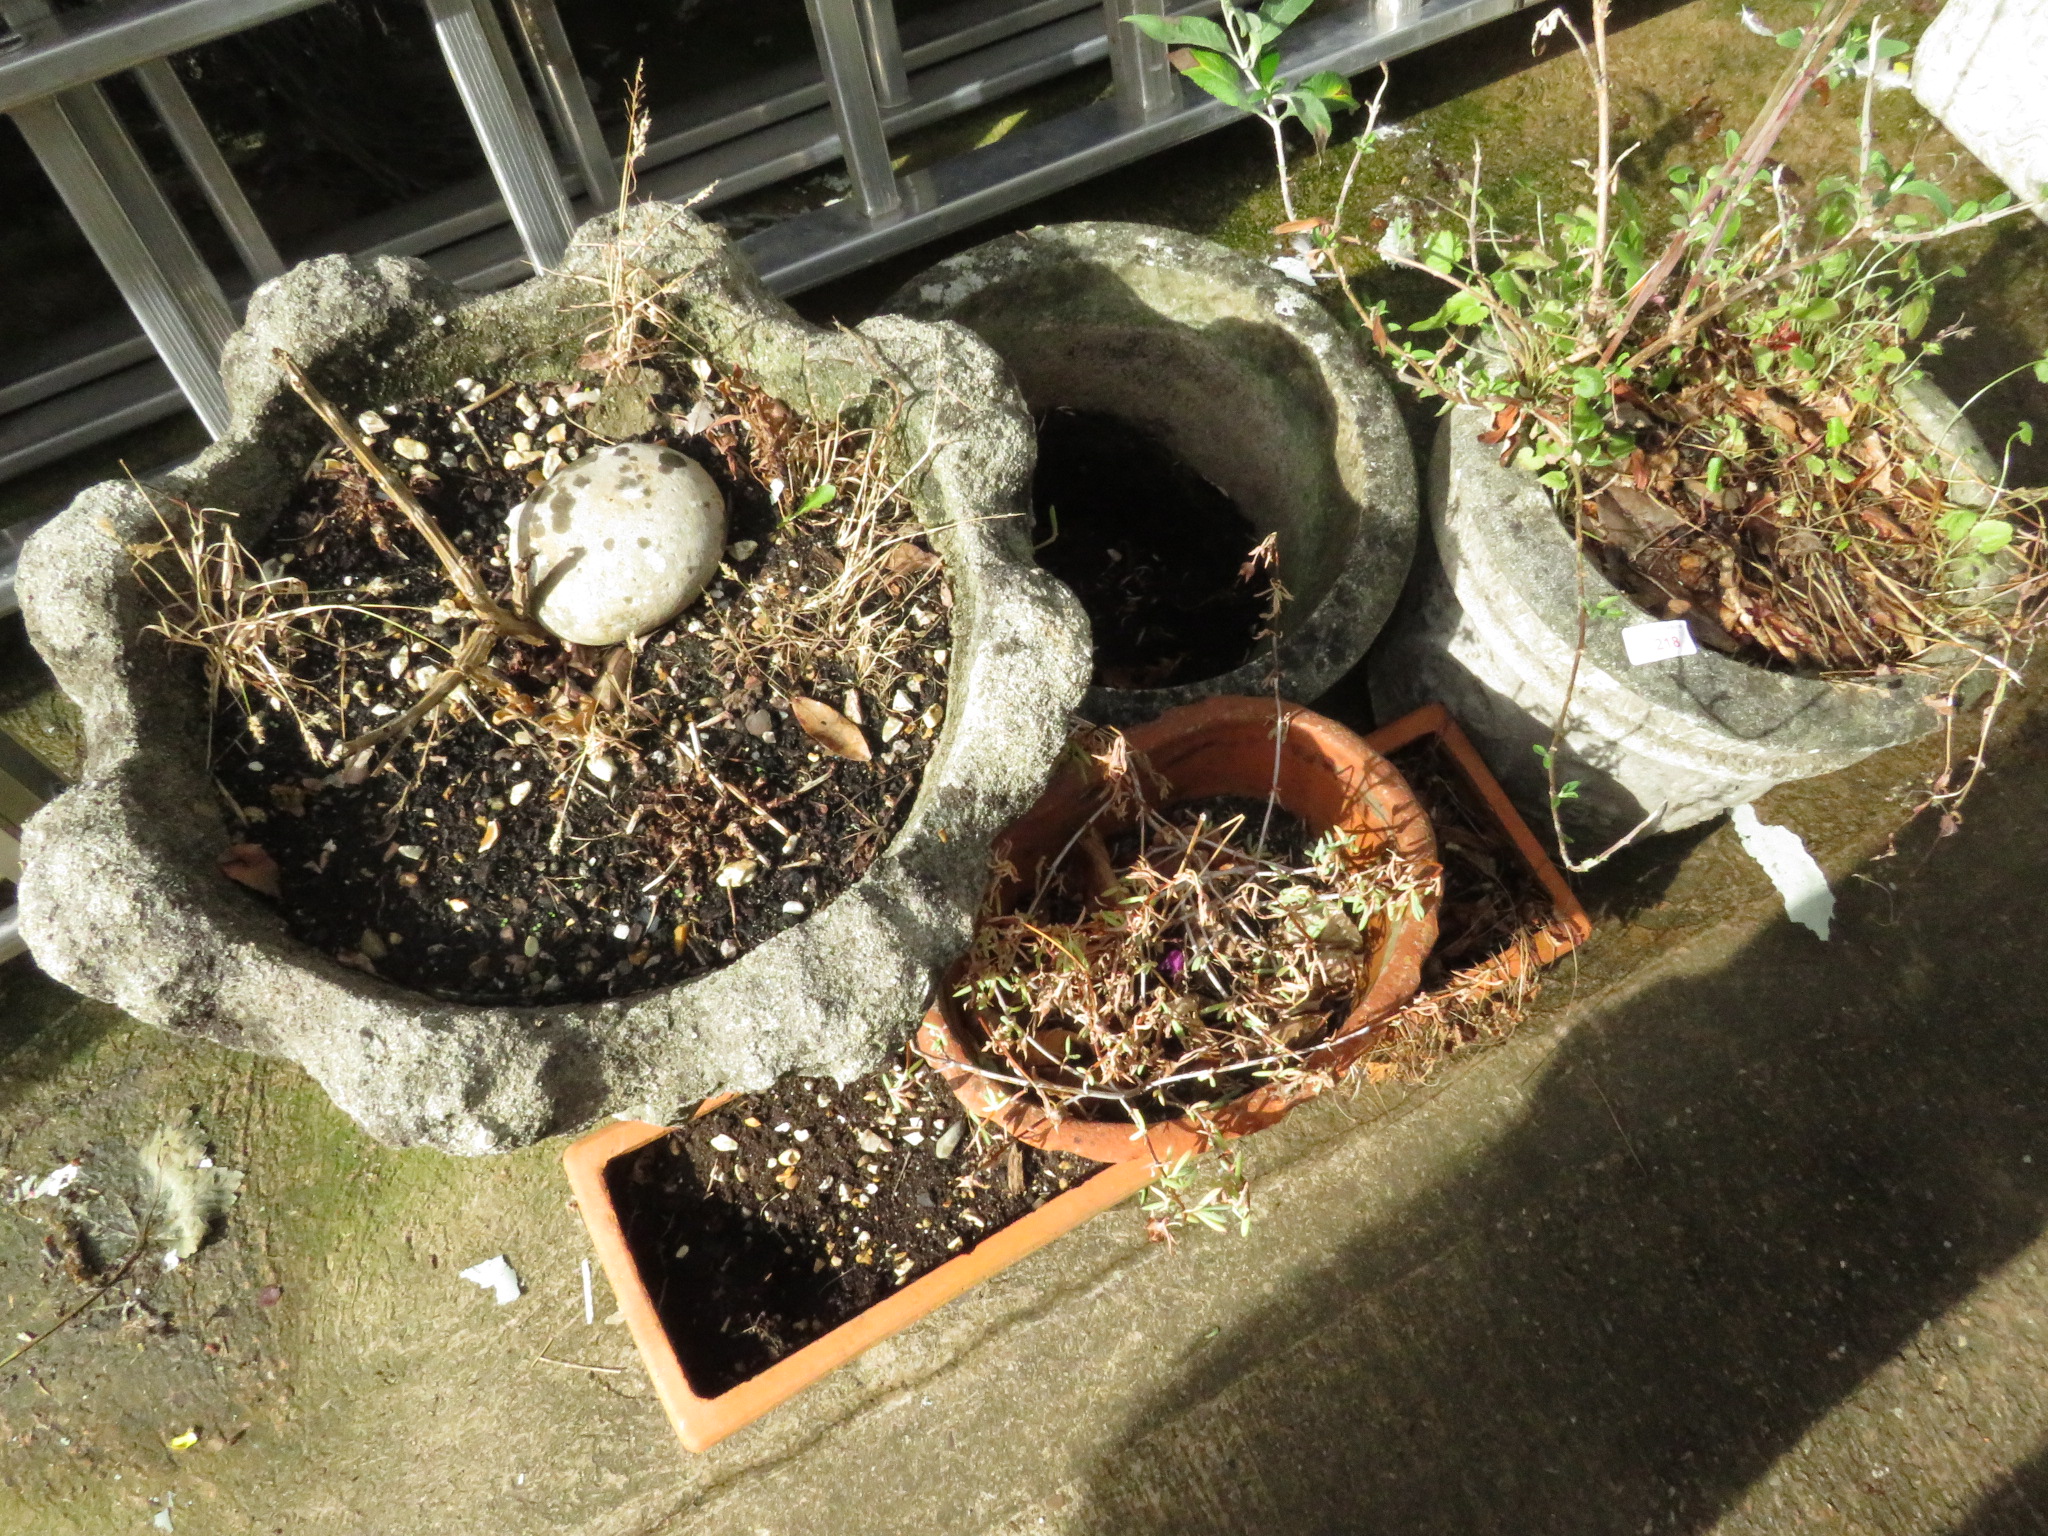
[563,1118,1156,1454]
[916,695,1440,1164]
[1363,703,1591,979]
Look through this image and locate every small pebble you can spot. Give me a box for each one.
[708,1134,739,1153]
[781,900,805,915]
[396,844,425,860]
[391,436,430,462]
[586,755,616,783]
[509,781,532,806]
[934,1120,966,1160]
[612,923,631,940]
[715,860,757,888]
[855,1129,890,1155]
[356,410,388,436]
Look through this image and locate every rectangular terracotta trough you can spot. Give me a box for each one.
[563,1119,1155,1452]
[563,702,1590,1454]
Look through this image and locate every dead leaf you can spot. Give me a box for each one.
[1855,508,1913,542]
[882,543,939,577]
[1732,386,1813,446]
[1477,402,1521,446]
[789,695,872,762]
[219,843,281,898]
[1272,217,1329,234]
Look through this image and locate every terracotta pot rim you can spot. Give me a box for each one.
[922,695,1440,1162]
[564,1119,1157,1453]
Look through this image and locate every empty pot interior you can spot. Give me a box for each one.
[944,262,1359,626]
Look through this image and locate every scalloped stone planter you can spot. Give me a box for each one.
[1369,385,2002,843]
[887,221,1418,726]
[16,205,1090,1154]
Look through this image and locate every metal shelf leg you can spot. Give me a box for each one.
[132,57,285,283]
[424,0,574,272]
[8,83,235,436]
[803,0,903,219]
[1104,0,1178,124]
[855,0,914,109]
[504,0,614,206]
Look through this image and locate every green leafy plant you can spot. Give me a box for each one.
[1125,0,1359,221]
[1197,0,2047,864]
[1139,1146,1253,1246]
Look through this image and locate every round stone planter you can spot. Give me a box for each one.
[15,205,1090,1154]
[1369,383,2002,844]
[886,221,1418,726]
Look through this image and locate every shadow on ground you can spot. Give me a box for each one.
[1952,1444,2048,1536]
[1065,709,2048,1536]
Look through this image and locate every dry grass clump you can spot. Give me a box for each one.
[954,735,1438,1127]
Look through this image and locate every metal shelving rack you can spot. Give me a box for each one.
[0,0,1532,955]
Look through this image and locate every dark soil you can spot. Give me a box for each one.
[211,374,948,1004]
[604,1064,1097,1398]
[1030,408,1267,690]
[1386,737,1557,987]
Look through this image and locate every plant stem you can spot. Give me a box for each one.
[1589,0,1613,315]
[0,1230,152,1371]
[274,350,549,644]
[1267,111,1298,223]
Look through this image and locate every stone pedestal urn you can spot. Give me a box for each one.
[16,205,1090,1154]
[888,221,1418,725]
[1370,384,2001,844]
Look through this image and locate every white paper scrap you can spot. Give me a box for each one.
[1622,619,1698,666]
[1731,804,1834,940]
[460,1254,523,1305]
[15,1162,82,1201]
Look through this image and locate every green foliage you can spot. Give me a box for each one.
[1126,0,1357,154]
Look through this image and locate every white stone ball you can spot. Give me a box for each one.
[507,442,727,647]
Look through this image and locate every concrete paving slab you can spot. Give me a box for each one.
[5,1,2048,1531]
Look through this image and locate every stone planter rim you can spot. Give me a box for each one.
[885,219,1418,725]
[1425,379,2001,758]
[15,205,1090,1155]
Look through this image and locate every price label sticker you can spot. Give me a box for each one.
[1621,618,1698,666]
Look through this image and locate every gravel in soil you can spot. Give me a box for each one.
[1030,408,1267,690]
[204,372,949,1004]
[604,1064,1097,1398]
